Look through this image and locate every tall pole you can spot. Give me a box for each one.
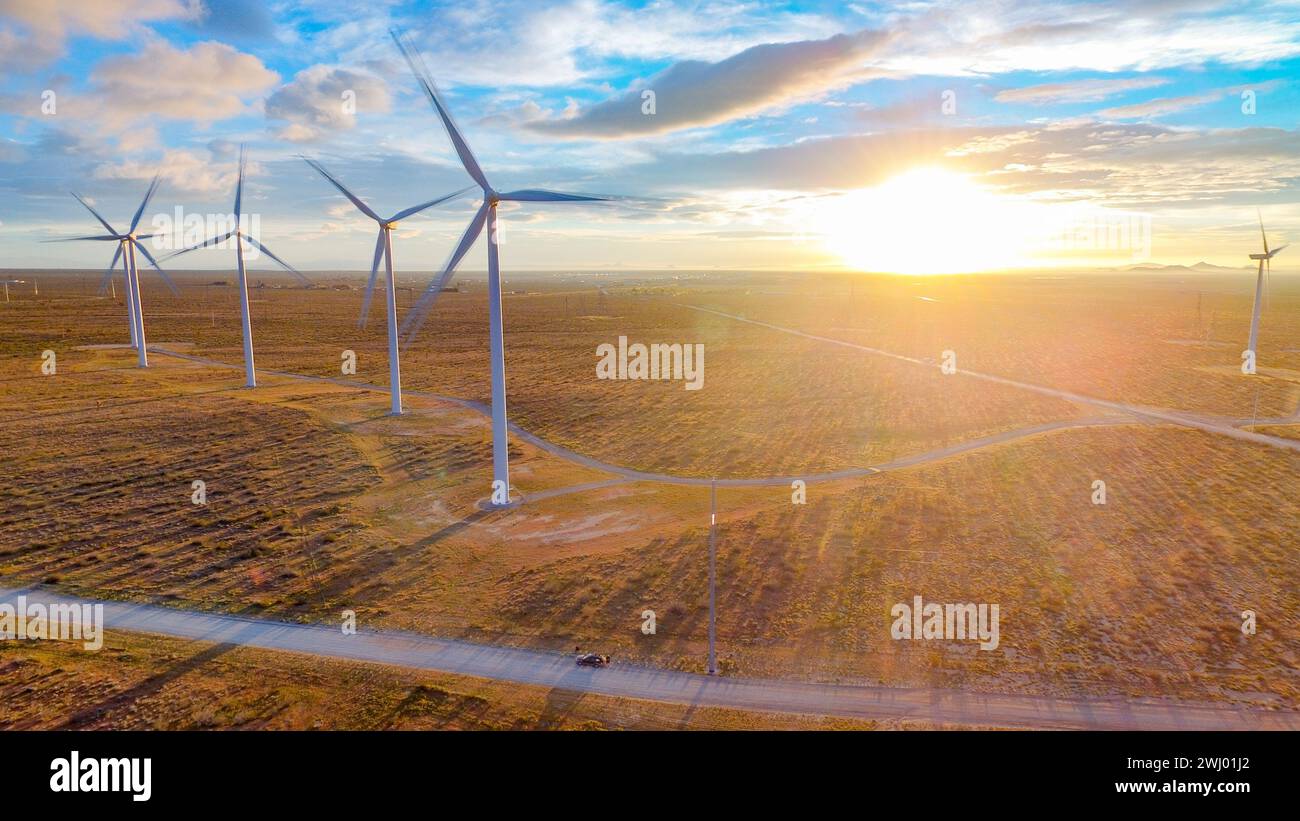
[1247,259,1265,365]
[122,243,138,349]
[708,479,717,676]
[486,202,510,504]
[127,241,148,367]
[383,226,402,415]
[235,230,256,388]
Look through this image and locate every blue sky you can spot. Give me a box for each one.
[1,0,1298,273]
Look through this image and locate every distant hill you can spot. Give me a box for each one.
[1120,261,1253,273]
[1190,261,1250,272]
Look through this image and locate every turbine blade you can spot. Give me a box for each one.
[359,228,386,329]
[71,193,118,235]
[234,144,246,222]
[389,186,475,222]
[243,235,312,286]
[98,244,124,296]
[302,157,381,222]
[391,29,490,191]
[1258,209,1269,256]
[133,239,181,296]
[401,200,488,341]
[497,189,607,203]
[1268,243,1288,258]
[162,230,237,261]
[129,173,161,234]
[42,234,120,242]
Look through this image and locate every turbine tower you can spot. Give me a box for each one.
[392,30,607,505]
[302,156,468,414]
[166,146,309,388]
[1246,211,1288,370]
[48,177,179,367]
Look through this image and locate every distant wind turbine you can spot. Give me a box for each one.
[165,146,309,388]
[1246,211,1288,370]
[302,156,469,414]
[392,29,608,504]
[46,177,179,367]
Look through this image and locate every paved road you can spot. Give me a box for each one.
[4,587,1295,730]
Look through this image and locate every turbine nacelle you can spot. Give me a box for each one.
[302,155,467,331]
[165,146,309,289]
[1250,211,1286,262]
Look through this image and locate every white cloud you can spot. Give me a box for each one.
[0,0,197,71]
[3,39,279,149]
[1097,91,1226,119]
[92,39,279,129]
[884,1,1300,75]
[92,145,254,194]
[265,65,392,142]
[387,0,844,89]
[995,77,1170,104]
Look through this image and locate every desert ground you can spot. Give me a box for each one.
[1,268,1298,728]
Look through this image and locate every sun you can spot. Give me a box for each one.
[820,167,1035,274]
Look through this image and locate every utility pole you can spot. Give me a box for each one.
[708,479,717,676]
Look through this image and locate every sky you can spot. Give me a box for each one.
[1,0,1298,275]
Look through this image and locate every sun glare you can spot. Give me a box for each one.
[821,167,1037,274]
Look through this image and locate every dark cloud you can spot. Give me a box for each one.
[527,28,893,139]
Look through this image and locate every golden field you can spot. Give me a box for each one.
[1,269,1298,724]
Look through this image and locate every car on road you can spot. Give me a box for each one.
[576,652,610,668]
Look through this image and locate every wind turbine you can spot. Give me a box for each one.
[302,156,469,414]
[1246,211,1288,370]
[392,30,607,505]
[47,177,179,367]
[165,146,310,388]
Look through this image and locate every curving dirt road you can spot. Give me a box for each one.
[682,304,1300,455]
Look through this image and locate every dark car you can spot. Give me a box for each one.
[576,653,610,668]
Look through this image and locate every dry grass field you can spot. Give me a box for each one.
[1,269,1298,725]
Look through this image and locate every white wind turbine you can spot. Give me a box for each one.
[165,146,310,388]
[392,30,607,505]
[303,157,469,415]
[1246,211,1288,370]
[48,177,179,367]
